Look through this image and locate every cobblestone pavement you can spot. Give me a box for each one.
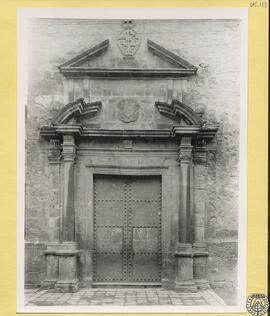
[25,288,226,306]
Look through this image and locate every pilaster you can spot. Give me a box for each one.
[193,140,209,289]
[43,135,80,292]
[55,134,80,292]
[42,140,61,289]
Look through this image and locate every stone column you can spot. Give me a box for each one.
[55,134,80,292]
[193,141,209,289]
[174,136,196,292]
[60,135,76,241]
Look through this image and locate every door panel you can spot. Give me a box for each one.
[95,200,124,226]
[95,254,124,282]
[131,201,160,226]
[132,254,161,282]
[131,177,161,200]
[95,227,123,252]
[93,174,161,284]
[132,227,160,253]
[94,175,125,200]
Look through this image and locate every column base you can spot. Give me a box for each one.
[80,277,92,288]
[40,279,57,289]
[174,243,197,292]
[55,280,80,293]
[175,281,198,293]
[193,243,209,289]
[194,279,210,290]
[43,241,80,293]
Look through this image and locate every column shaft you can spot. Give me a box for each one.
[55,134,80,292]
[61,135,76,241]
[174,136,196,292]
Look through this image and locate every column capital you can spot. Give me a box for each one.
[61,134,77,162]
[178,136,193,164]
[48,138,61,164]
[193,147,207,164]
[193,138,208,164]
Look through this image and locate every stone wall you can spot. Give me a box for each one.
[25,18,241,291]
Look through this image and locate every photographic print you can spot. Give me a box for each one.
[17,8,249,313]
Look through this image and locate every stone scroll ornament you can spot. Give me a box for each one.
[117,20,141,57]
[117,99,140,123]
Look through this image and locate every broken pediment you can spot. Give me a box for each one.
[58,39,197,79]
[47,97,203,128]
[51,98,102,124]
[155,99,203,126]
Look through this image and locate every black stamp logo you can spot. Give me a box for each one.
[246,294,269,316]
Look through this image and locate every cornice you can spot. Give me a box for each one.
[40,125,217,142]
[59,67,196,79]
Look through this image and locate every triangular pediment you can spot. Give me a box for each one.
[59,39,109,68]
[58,39,197,78]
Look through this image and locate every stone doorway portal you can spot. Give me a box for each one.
[93,174,162,285]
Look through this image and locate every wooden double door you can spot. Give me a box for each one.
[93,174,162,284]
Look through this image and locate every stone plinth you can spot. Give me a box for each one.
[193,243,209,289]
[174,243,197,292]
[42,242,80,292]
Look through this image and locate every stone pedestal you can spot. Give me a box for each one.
[174,243,197,292]
[43,242,80,292]
[55,242,80,292]
[193,243,209,289]
[42,253,59,289]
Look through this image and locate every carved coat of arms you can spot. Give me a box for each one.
[117,20,141,56]
[117,99,140,123]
